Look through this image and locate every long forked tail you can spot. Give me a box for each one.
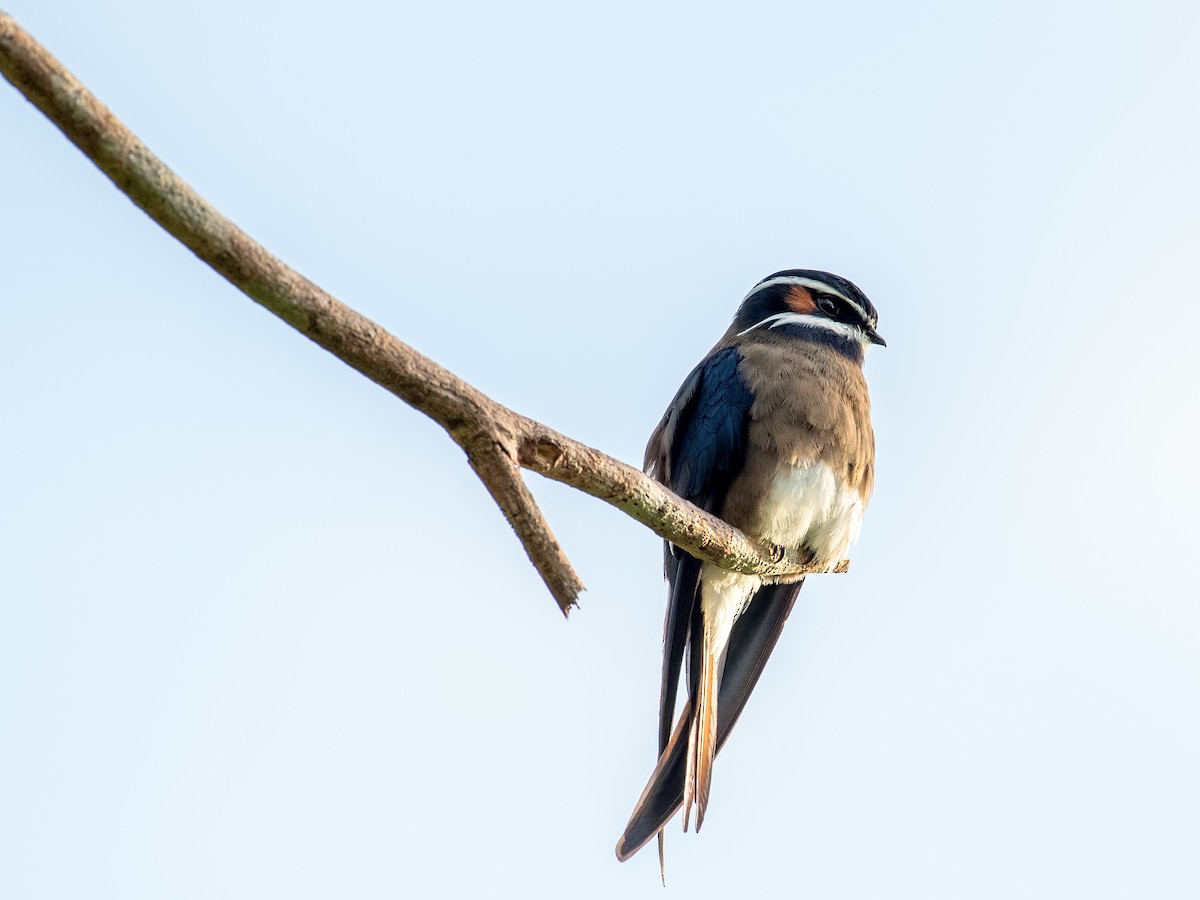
[615,582,805,864]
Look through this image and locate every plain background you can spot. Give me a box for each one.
[3,2,1198,897]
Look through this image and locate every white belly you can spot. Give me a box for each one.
[754,462,864,569]
[699,461,864,651]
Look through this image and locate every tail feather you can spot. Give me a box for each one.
[616,582,805,864]
[682,705,698,832]
[616,699,693,862]
[688,645,721,831]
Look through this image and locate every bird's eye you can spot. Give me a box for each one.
[815,294,839,316]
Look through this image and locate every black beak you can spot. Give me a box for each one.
[864,326,887,347]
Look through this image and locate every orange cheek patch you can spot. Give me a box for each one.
[784,285,817,315]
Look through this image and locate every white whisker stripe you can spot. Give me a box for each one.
[737,311,869,344]
[742,276,869,324]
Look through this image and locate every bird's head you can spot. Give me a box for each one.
[732,269,885,351]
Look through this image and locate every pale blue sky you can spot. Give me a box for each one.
[3,2,1198,897]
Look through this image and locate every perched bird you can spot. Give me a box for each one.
[616,269,884,869]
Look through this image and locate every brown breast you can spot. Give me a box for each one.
[718,330,875,533]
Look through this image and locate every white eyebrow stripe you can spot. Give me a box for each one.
[737,311,869,345]
[742,276,869,323]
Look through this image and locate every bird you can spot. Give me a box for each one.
[615,269,884,872]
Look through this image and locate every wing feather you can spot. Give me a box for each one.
[618,346,755,863]
[644,346,753,755]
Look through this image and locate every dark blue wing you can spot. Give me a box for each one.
[645,346,754,755]
[665,346,754,511]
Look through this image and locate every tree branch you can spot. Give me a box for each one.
[0,12,848,616]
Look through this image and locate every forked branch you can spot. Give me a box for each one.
[0,13,848,615]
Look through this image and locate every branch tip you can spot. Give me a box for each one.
[465,441,583,616]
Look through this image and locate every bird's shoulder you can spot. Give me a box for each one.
[644,345,754,507]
